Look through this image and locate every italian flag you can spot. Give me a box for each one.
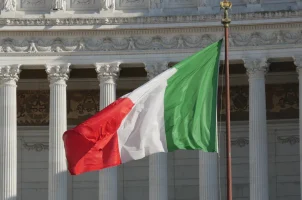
[63,40,222,175]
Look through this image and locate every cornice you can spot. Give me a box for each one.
[0,10,302,27]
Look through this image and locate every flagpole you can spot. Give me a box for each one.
[220,1,233,200]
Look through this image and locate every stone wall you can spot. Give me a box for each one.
[17,120,300,200]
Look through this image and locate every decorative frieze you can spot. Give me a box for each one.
[0,29,301,54]
[0,10,301,26]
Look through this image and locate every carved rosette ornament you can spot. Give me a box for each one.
[0,65,21,85]
[45,64,70,84]
[95,63,120,84]
[244,58,268,79]
[144,62,168,79]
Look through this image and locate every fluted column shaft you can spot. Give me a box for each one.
[95,63,120,200]
[145,62,168,200]
[294,57,302,200]
[0,65,20,200]
[245,59,269,200]
[199,152,218,200]
[46,64,70,200]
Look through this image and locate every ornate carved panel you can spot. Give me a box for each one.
[68,0,100,10]
[219,83,299,121]
[16,84,298,126]
[219,86,249,121]
[115,0,148,10]
[67,90,99,125]
[17,90,50,126]
[164,0,197,8]
[18,0,51,10]
[266,83,299,120]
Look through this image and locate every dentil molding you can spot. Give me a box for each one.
[1,10,302,26]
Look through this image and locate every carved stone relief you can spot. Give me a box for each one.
[0,30,300,54]
[219,84,299,121]
[231,137,249,147]
[3,0,16,11]
[67,90,100,125]
[17,90,50,126]
[277,135,299,145]
[266,84,299,120]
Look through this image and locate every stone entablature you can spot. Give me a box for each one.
[0,22,301,57]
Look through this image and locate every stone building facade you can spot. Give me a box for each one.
[0,0,302,200]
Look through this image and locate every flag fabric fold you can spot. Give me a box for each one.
[63,39,222,175]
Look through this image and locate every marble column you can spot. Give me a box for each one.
[145,62,168,200]
[244,58,269,200]
[46,64,70,200]
[95,62,120,200]
[199,152,218,200]
[0,65,20,200]
[294,56,302,200]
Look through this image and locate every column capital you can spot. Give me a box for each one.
[0,64,21,85]
[95,62,120,83]
[243,58,268,79]
[144,62,168,79]
[294,56,302,74]
[45,64,70,84]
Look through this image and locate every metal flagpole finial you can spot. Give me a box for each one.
[220,1,232,27]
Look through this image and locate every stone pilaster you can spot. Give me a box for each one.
[95,62,120,200]
[145,62,168,200]
[244,58,269,200]
[294,56,302,200]
[0,65,20,200]
[46,64,70,200]
[2,0,16,12]
[199,152,218,200]
[52,0,66,10]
